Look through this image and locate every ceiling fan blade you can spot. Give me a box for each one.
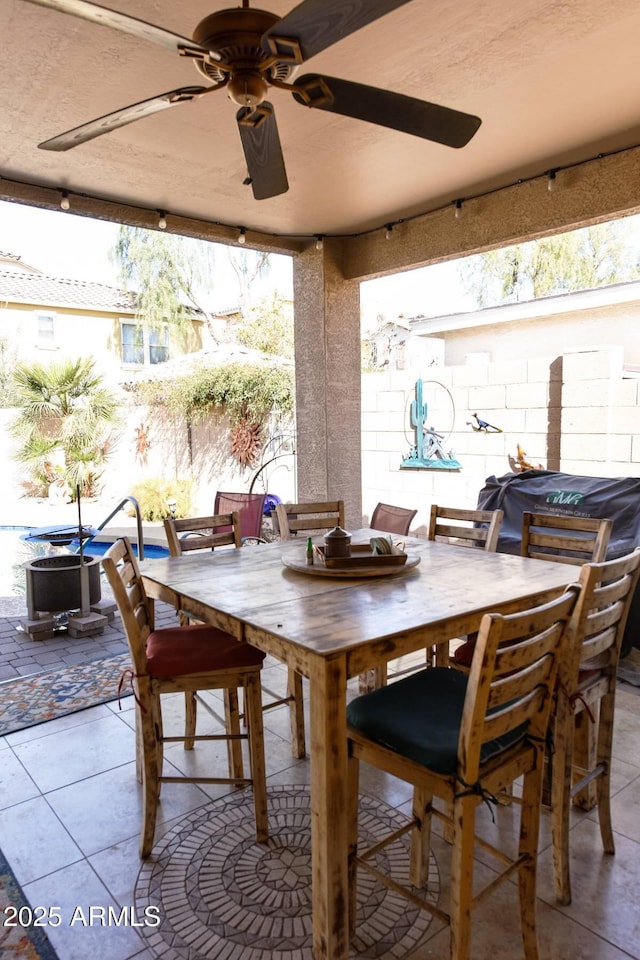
[38,87,209,151]
[21,0,209,56]
[262,0,414,63]
[293,75,481,148]
[236,103,289,201]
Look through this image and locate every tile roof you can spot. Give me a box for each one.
[0,269,139,312]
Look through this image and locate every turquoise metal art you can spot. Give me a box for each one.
[401,378,461,470]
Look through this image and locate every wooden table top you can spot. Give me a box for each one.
[141,529,578,673]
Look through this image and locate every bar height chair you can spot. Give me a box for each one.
[102,537,268,858]
[347,586,580,960]
[163,513,306,760]
[274,499,345,540]
[550,548,640,904]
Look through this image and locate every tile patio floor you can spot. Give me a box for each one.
[0,506,639,959]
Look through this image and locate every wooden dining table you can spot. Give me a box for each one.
[140,529,578,960]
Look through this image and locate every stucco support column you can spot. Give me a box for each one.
[292,239,362,528]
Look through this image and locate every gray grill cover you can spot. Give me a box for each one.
[477,469,640,652]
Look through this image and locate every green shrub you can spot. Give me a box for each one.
[128,478,194,521]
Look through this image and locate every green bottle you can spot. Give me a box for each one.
[306,536,314,565]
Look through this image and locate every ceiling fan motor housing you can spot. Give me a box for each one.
[192,7,294,104]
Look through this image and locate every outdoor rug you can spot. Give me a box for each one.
[0,848,60,959]
[135,784,440,960]
[0,652,132,737]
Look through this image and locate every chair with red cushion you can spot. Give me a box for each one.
[163,512,306,760]
[102,537,268,858]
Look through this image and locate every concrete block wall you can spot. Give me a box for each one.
[361,347,639,535]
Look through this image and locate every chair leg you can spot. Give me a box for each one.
[518,761,544,960]
[551,693,574,905]
[244,672,268,843]
[140,693,162,858]
[449,793,476,960]
[347,752,360,939]
[572,706,598,810]
[409,786,432,887]
[288,667,307,759]
[135,703,143,784]
[595,690,616,855]
[224,688,245,781]
[184,692,196,750]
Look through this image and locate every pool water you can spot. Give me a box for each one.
[0,527,169,597]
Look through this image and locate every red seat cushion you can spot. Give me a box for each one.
[451,637,476,668]
[146,623,265,677]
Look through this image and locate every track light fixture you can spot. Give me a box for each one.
[157,210,167,229]
[238,227,247,244]
[60,190,70,211]
[315,235,324,251]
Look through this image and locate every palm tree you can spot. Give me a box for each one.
[10,357,121,499]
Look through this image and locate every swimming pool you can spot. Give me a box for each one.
[0,526,169,597]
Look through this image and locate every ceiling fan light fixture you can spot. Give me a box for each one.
[157,210,167,229]
[60,190,70,211]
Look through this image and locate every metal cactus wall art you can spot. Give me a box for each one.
[401,378,461,470]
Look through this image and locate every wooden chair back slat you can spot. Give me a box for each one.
[164,513,241,555]
[428,504,503,552]
[275,500,345,540]
[460,587,580,783]
[521,512,612,565]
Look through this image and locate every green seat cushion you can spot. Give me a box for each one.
[347,667,528,775]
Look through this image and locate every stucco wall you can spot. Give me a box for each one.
[0,402,296,525]
[361,346,640,536]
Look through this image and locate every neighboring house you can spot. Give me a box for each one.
[0,252,206,382]
[406,280,640,367]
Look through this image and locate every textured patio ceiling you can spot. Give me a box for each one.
[1,0,640,245]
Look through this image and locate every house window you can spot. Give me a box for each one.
[148,326,169,365]
[121,322,169,366]
[36,312,56,348]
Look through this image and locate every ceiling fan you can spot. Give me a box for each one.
[23,0,482,200]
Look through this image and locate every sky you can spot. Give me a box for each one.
[0,198,470,325]
[3,199,639,328]
[0,199,294,309]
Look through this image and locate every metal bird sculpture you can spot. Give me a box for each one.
[468,412,503,433]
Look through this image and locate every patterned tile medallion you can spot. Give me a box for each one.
[135,785,439,960]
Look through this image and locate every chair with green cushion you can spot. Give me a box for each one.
[347,586,580,960]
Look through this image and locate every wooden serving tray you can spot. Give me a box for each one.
[282,544,420,579]
[317,544,407,568]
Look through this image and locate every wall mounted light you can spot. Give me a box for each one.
[238,227,247,244]
[60,190,70,211]
[384,223,394,240]
[547,169,557,193]
[454,198,464,219]
[315,235,324,251]
[157,210,167,229]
